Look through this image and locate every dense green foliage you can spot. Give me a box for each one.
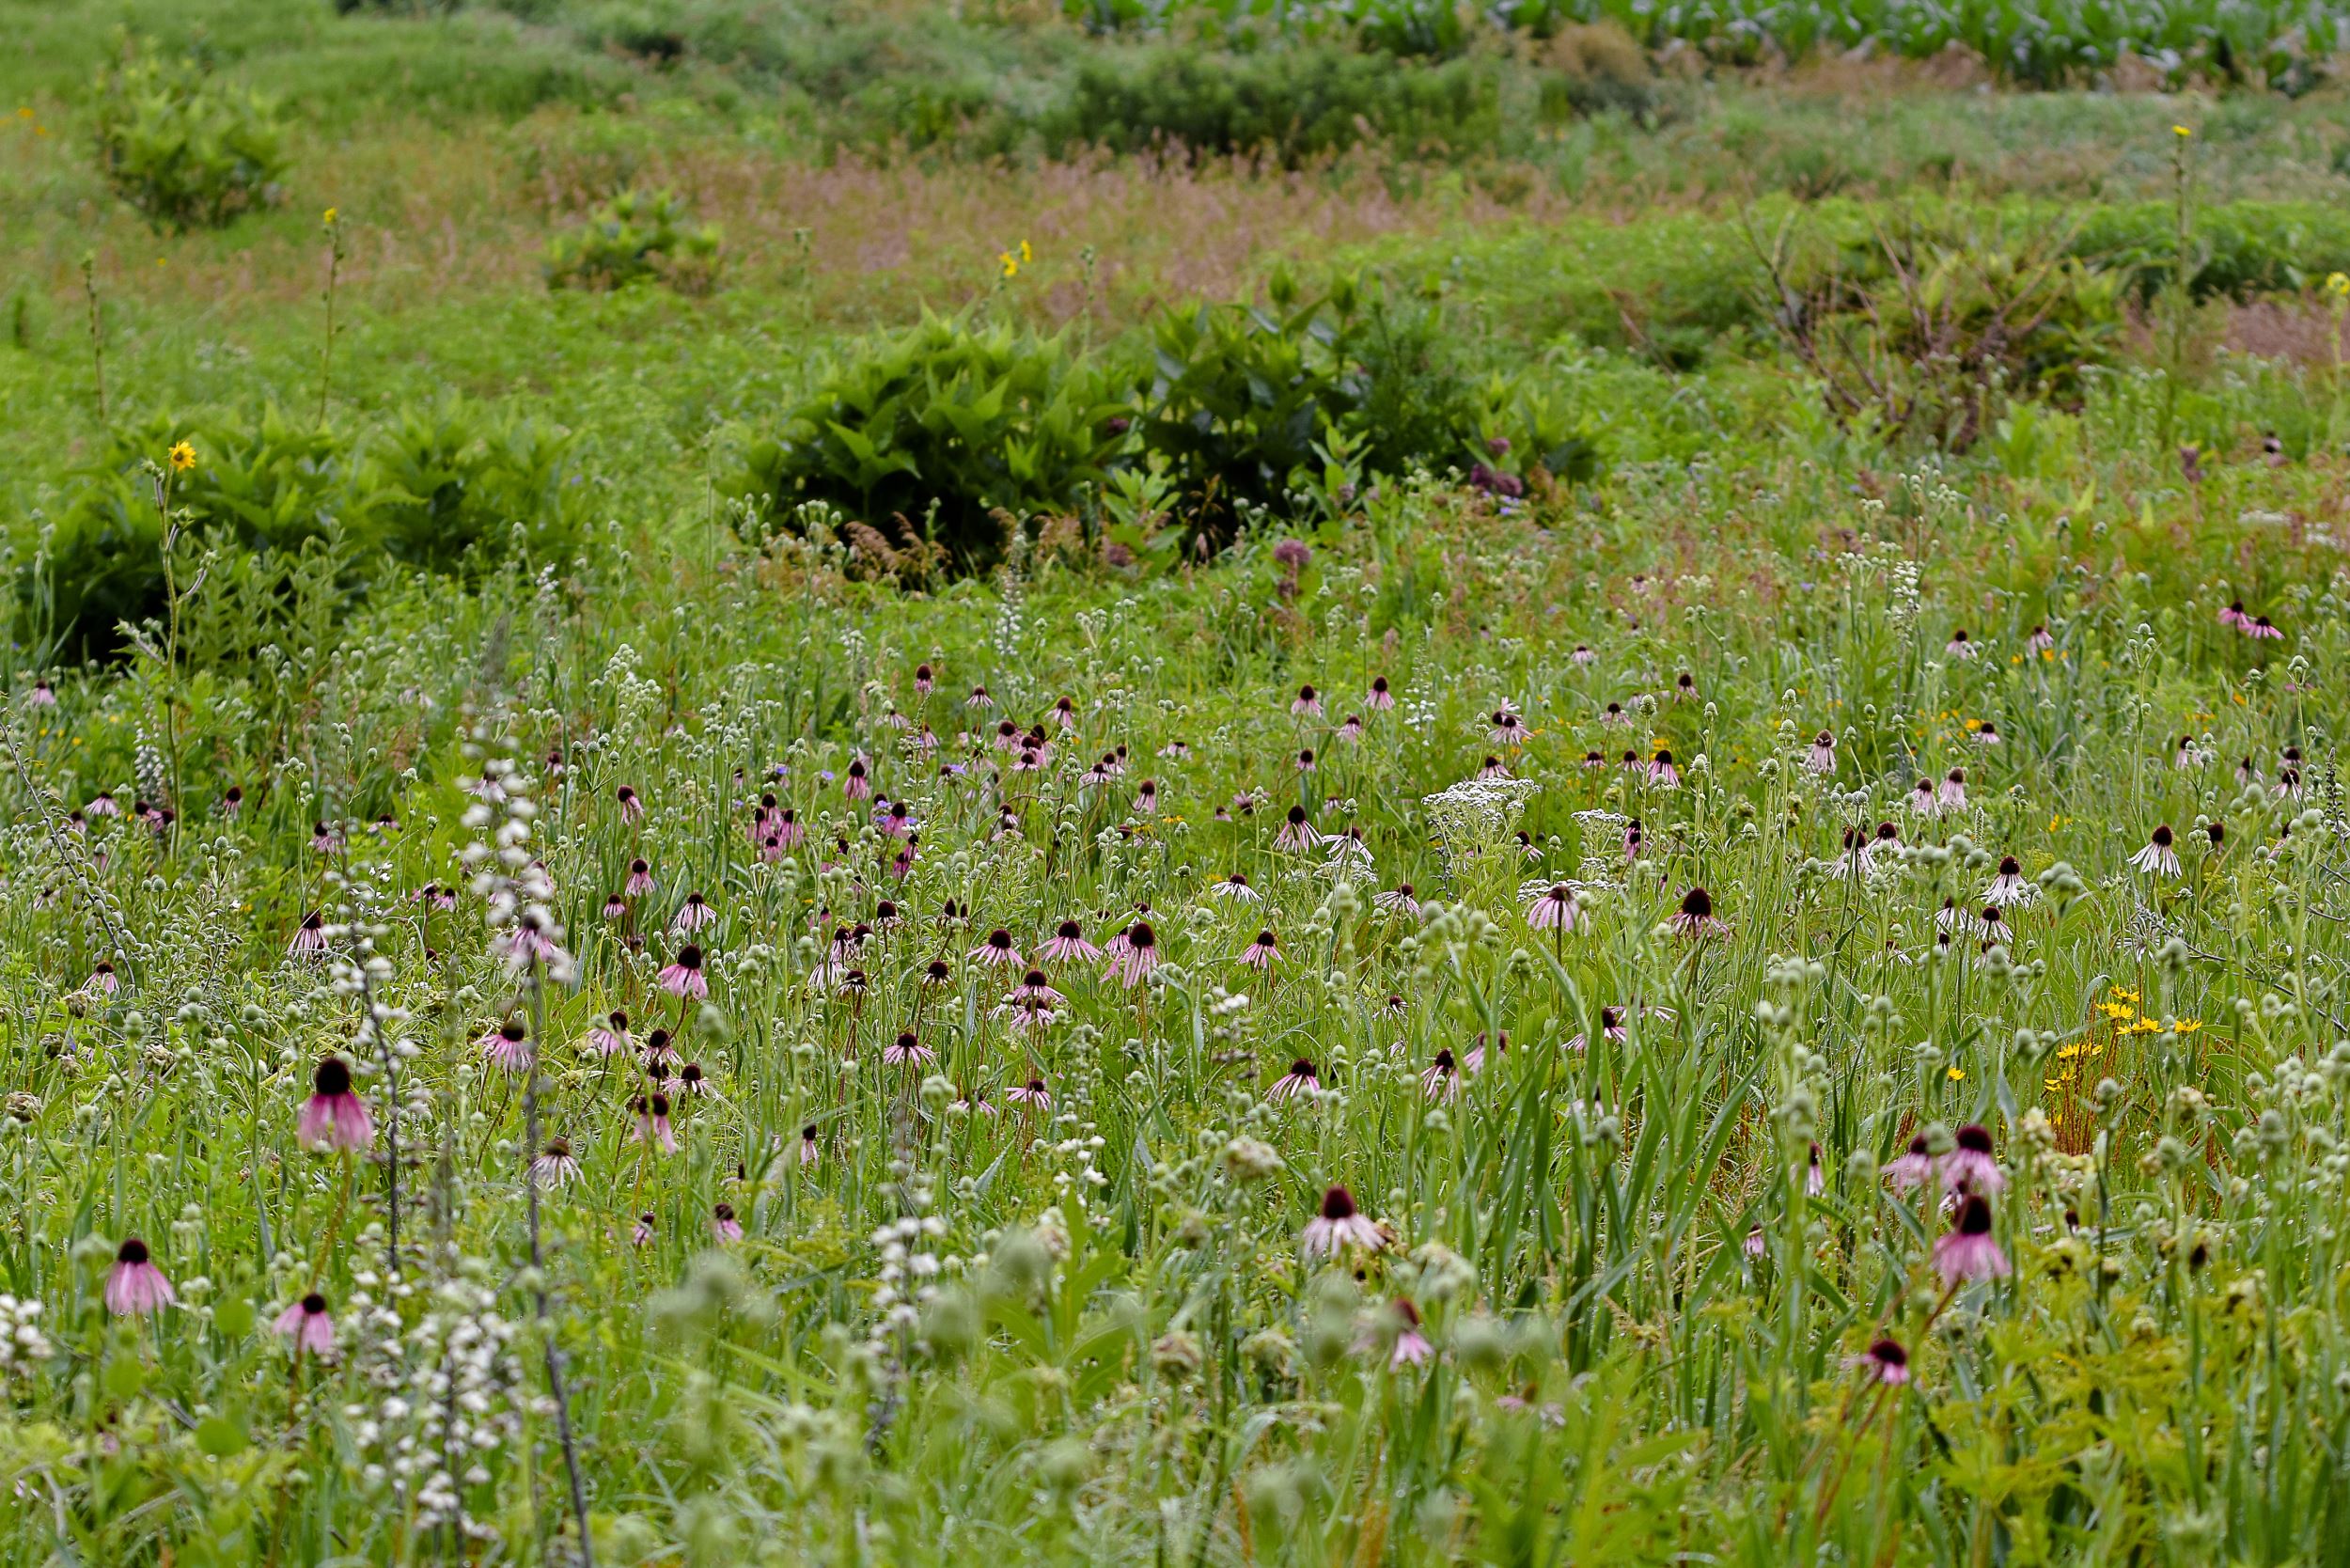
[90,38,290,231]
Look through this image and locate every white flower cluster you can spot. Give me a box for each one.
[460,751,576,987]
[0,1294,51,1381]
[344,1267,524,1542]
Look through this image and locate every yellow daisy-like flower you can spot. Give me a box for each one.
[1946,1065,1966,1082]
[2172,123,2192,138]
[2328,272,2350,297]
[2128,1016,2162,1035]
[2172,1018,2201,1034]
[322,206,338,226]
[998,251,1019,279]
[2099,1001,2135,1022]
[168,440,196,472]
[2108,985,2140,1004]
[1019,239,1033,264]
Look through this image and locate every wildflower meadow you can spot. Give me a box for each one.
[8,2,2350,1565]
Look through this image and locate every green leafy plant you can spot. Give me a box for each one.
[542,187,723,295]
[360,400,587,575]
[737,313,1132,572]
[1136,273,1491,540]
[90,34,289,232]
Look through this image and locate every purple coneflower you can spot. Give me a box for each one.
[672,890,715,932]
[1268,1057,1317,1100]
[970,928,1023,966]
[884,1031,934,1067]
[1041,918,1100,964]
[844,758,872,801]
[530,1137,581,1188]
[290,911,329,957]
[1937,769,1967,810]
[1935,1194,2010,1283]
[1275,805,1320,851]
[589,1011,631,1057]
[1973,721,2000,747]
[1909,777,1939,818]
[86,959,119,995]
[87,792,120,818]
[1946,629,1976,659]
[1944,1123,2005,1195]
[2244,614,2283,640]
[1421,1048,1458,1100]
[1104,921,1161,986]
[1572,644,1596,666]
[2028,624,2054,652]
[634,1092,676,1152]
[1385,1298,1434,1370]
[1526,884,1583,933]
[1670,886,1723,938]
[1479,756,1512,781]
[1491,710,1527,746]
[26,678,55,708]
[1376,883,1419,917]
[480,1020,532,1074]
[1886,1132,1935,1192]
[1212,871,1259,903]
[657,944,709,998]
[676,1062,709,1097]
[2129,825,2180,878]
[274,1293,335,1356]
[1857,1337,1909,1386]
[1647,748,1679,789]
[106,1238,175,1315]
[712,1202,743,1244]
[633,1213,657,1247]
[799,1124,821,1167]
[1005,1076,1053,1110]
[299,1058,373,1151]
[1241,930,1281,970]
[641,1027,679,1067]
[1674,672,1697,701]
[616,784,643,823]
[1982,855,2033,906]
[1365,676,1394,711]
[1805,731,1836,774]
[1301,1186,1382,1262]
[1292,683,1324,717]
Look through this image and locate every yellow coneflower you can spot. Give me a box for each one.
[2172,1018,2202,1034]
[168,440,196,472]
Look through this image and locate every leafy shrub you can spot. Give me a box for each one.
[543,188,722,294]
[1534,21,1660,121]
[2069,200,2350,305]
[1047,43,1499,163]
[21,401,583,660]
[1762,211,2125,447]
[91,36,289,232]
[1136,274,1488,531]
[736,314,1131,572]
[360,400,587,575]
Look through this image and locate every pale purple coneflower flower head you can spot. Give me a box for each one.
[1526,884,1583,933]
[1040,918,1100,964]
[1301,1185,1383,1262]
[2128,824,2180,878]
[1365,676,1394,711]
[1267,1056,1317,1100]
[1240,930,1281,970]
[1104,921,1160,987]
[299,1058,373,1151]
[1944,1124,2006,1195]
[274,1293,335,1356]
[1935,1194,2011,1283]
[480,1020,533,1074]
[105,1238,175,1315]
[657,944,709,998]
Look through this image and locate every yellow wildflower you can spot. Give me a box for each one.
[1019,239,1033,264]
[998,251,1019,279]
[2328,272,2350,297]
[1946,1065,1966,1082]
[2172,1018,2201,1034]
[2172,123,2192,137]
[322,206,338,226]
[168,441,196,472]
